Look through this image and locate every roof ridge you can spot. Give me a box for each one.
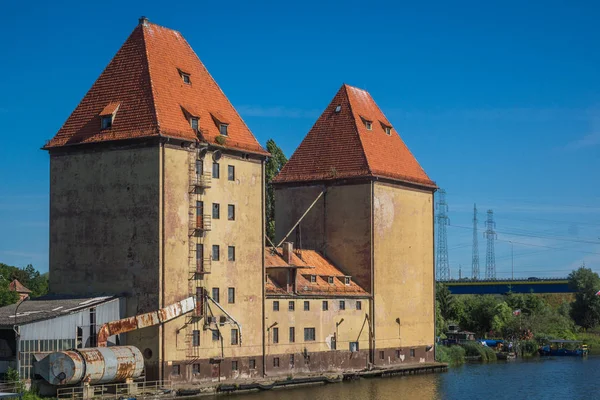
[140,25,161,135]
[343,84,374,177]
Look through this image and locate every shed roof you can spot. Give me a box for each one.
[0,295,117,327]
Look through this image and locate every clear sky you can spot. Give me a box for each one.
[1,0,599,277]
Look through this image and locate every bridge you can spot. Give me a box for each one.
[438,278,571,295]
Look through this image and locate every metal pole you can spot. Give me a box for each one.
[511,241,514,280]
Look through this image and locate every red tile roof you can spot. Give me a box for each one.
[45,19,267,156]
[9,279,32,294]
[273,84,435,188]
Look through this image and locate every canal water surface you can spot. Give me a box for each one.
[225,356,600,400]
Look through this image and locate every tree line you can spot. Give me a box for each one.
[0,263,48,307]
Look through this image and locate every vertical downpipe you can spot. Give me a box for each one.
[160,141,166,381]
[370,180,375,366]
[261,159,266,378]
[432,189,437,362]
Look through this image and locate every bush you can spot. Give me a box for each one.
[462,342,497,362]
[436,345,465,365]
[520,340,539,357]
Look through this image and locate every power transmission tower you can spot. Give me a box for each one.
[484,209,497,279]
[435,189,450,281]
[472,204,480,280]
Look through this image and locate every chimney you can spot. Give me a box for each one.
[282,242,293,265]
[139,16,149,26]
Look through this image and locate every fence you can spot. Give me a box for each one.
[56,380,173,400]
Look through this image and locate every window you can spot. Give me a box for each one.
[101,115,112,130]
[290,354,295,367]
[380,351,385,360]
[249,359,256,369]
[304,328,316,341]
[196,243,203,271]
[212,287,220,303]
[410,348,415,358]
[212,203,220,219]
[228,246,235,261]
[349,342,359,352]
[310,275,316,283]
[232,360,238,371]
[304,301,310,311]
[89,308,97,347]
[231,329,239,345]
[228,165,235,181]
[328,277,334,284]
[272,327,279,344]
[356,301,362,310]
[195,159,203,175]
[288,301,295,311]
[181,73,190,84]
[212,330,220,341]
[322,301,328,311]
[273,357,280,368]
[335,105,342,113]
[273,301,279,311]
[172,365,180,375]
[339,300,345,310]
[395,350,401,359]
[331,335,337,350]
[190,117,199,130]
[220,124,228,136]
[228,204,235,221]
[365,120,372,130]
[384,126,391,135]
[193,330,200,347]
[228,287,235,304]
[289,327,295,343]
[212,245,220,261]
[212,162,220,179]
[192,363,200,375]
[344,277,351,285]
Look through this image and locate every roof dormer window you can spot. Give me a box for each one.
[190,117,199,130]
[310,275,316,283]
[344,277,351,285]
[365,120,372,130]
[384,126,391,135]
[101,115,112,130]
[219,124,229,136]
[181,72,191,84]
[327,276,334,284]
[335,105,342,113]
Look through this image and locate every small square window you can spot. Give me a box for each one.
[212,203,220,219]
[349,342,359,352]
[192,363,200,375]
[356,301,362,310]
[228,165,235,181]
[182,73,190,84]
[410,348,415,358]
[212,245,220,261]
[220,124,229,136]
[310,275,316,283]
[273,357,280,368]
[273,301,279,311]
[101,115,112,130]
[231,329,239,345]
[212,162,220,179]
[345,277,351,285]
[328,277,334,284]
[288,301,295,311]
[365,121,372,130]
[304,328,316,341]
[322,301,328,311]
[228,246,235,261]
[304,301,310,311]
[339,300,345,310]
[192,330,200,347]
[190,117,199,130]
[249,359,256,369]
[228,204,235,221]
[335,105,342,113]
[212,287,220,303]
[172,365,180,375]
[212,330,220,341]
[228,287,235,303]
[232,360,238,371]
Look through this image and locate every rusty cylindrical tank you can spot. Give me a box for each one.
[40,346,143,385]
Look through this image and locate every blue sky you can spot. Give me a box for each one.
[1,0,599,276]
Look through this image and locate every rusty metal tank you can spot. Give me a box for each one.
[35,346,144,385]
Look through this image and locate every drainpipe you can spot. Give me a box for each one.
[160,139,166,381]
[261,159,266,378]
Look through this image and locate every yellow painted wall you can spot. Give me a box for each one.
[372,182,434,352]
[161,147,265,366]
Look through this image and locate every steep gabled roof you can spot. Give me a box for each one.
[44,18,267,156]
[9,279,31,294]
[273,84,435,187]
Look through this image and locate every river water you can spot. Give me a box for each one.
[226,356,600,400]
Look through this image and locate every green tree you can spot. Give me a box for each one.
[265,139,288,243]
[436,283,454,321]
[568,266,600,329]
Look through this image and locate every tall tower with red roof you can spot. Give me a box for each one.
[44,17,267,381]
[274,84,436,365]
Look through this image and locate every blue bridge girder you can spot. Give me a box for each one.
[437,279,571,294]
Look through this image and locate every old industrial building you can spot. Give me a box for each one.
[20,17,436,385]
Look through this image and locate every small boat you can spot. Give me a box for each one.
[496,352,516,360]
[538,340,589,357]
